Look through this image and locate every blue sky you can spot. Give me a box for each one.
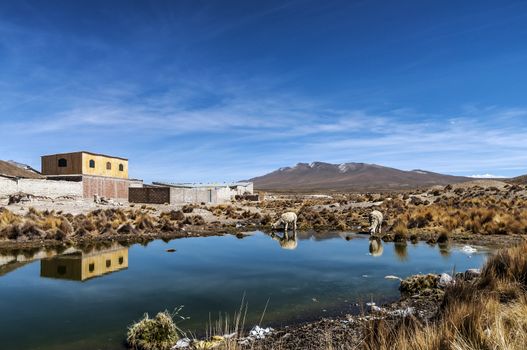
[1,0,527,182]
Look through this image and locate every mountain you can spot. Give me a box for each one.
[509,174,527,185]
[250,162,471,191]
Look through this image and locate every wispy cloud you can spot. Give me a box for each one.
[2,81,526,182]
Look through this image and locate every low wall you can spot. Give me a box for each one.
[129,187,170,204]
[0,177,18,198]
[0,176,83,199]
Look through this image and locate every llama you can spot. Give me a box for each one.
[369,210,383,235]
[272,212,298,232]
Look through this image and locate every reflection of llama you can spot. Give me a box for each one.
[369,210,383,235]
[269,231,298,250]
[369,237,384,257]
[272,212,298,232]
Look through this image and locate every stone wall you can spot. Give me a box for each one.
[0,176,83,199]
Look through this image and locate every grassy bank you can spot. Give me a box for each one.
[364,241,527,350]
[1,181,527,248]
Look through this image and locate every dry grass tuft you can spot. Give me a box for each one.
[363,242,527,350]
[127,310,182,350]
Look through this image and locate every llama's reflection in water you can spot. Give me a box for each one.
[268,231,298,250]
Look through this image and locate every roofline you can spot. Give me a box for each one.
[41,151,128,161]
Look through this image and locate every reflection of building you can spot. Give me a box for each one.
[40,245,128,281]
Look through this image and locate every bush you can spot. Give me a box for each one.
[127,311,180,350]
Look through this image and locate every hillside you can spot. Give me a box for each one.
[250,162,471,191]
[509,174,527,185]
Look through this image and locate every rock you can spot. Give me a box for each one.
[465,268,481,279]
[390,307,415,317]
[385,275,402,281]
[371,305,383,312]
[399,274,440,297]
[249,325,274,339]
[439,273,453,288]
[461,245,477,254]
[455,268,481,281]
[8,192,32,205]
[173,338,191,349]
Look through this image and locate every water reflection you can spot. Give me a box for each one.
[339,232,355,241]
[438,242,451,258]
[0,246,78,276]
[368,238,384,257]
[394,243,408,261]
[269,232,298,250]
[0,233,491,350]
[40,243,128,281]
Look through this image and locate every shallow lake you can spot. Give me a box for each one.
[0,232,489,350]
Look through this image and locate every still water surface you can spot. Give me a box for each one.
[0,232,489,350]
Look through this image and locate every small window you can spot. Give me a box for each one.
[106,162,111,170]
[119,164,124,172]
[89,159,95,168]
[89,263,95,272]
[57,265,67,275]
[118,256,124,265]
[58,158,67,167]
[106,259,111,268]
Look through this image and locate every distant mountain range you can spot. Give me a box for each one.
[249,162,472,191]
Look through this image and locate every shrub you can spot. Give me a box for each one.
[391,220,408,242]
[127,311,180,350]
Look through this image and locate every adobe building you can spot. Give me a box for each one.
[41,151,130,200]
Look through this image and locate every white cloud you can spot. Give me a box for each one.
[469,174,507,179]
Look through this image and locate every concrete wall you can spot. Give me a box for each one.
[129,179,144,188]
[0,176,83,199]
[169,187,215,204]
[167,183,254,205]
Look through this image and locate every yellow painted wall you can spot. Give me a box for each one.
[81,153,128,179]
